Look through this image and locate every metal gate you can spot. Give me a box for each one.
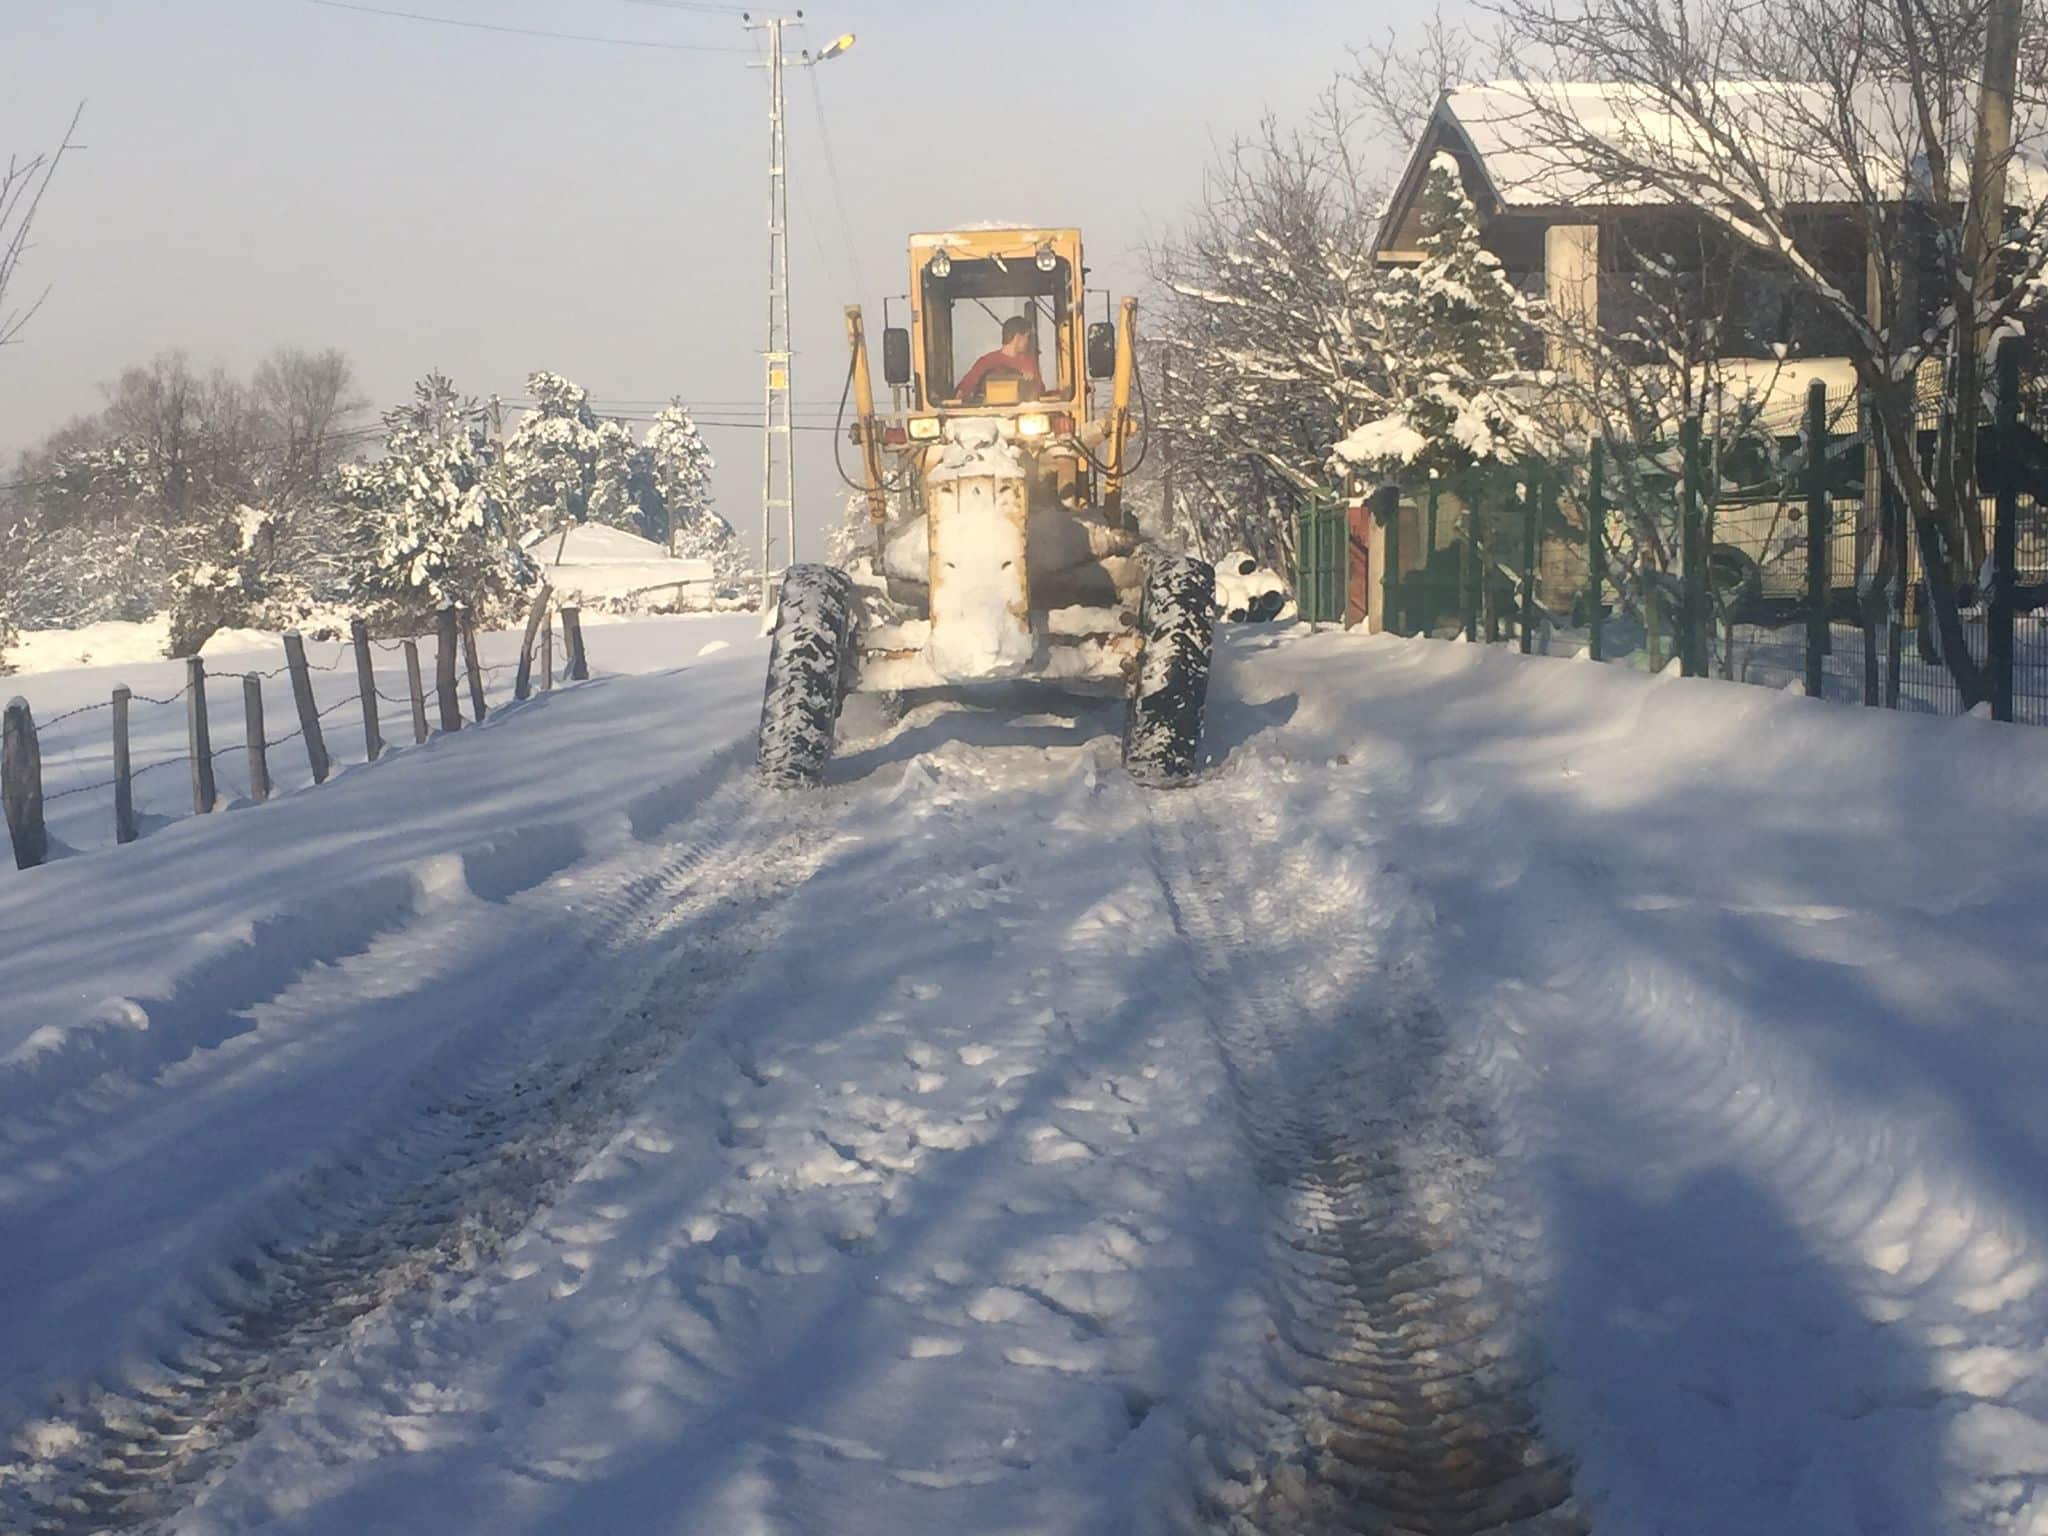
[1296,493,1348,625]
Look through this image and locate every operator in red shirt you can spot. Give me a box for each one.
[954,316,1045,403]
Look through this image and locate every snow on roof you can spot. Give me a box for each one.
[1410,80,2048,214]
[519,523,717,602]
[527,522,672,566]
[914,221,1049,236]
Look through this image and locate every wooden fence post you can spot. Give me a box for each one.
[403,640,430,744]
[283,631,330,784]
[561,605,589,681]
[351,617,383,762]
[514,584,552,702]
[435,604,462,732]
[187,657,217,813]
[113,685,137,844]
[244,673,271,802]
[540,613,554,693]
[1587,440,1606,663]
[459,605,488,720]
[1804,381,1829,699]
[3,698,46,870]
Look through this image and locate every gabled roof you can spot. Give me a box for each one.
[1376,79,2048,257]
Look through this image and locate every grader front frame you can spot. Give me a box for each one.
[755,225,1215,789]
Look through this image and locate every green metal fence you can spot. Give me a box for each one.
[1296,494,1348,625]
[1384,353,2048,728]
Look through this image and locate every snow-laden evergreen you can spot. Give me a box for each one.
[494,373,639,538]
[339,374,533,628]
[1334,153,1536,479]
[641,403,748,590]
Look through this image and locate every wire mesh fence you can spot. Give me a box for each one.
[1328,341,2048,732]
[4,601,593,873]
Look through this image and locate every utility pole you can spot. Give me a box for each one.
[748,13,800,611]
[744,19,856,612]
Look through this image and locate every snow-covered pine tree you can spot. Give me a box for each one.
[643,403,750,594]
[1334,152,1535,481]
[495,372,639,537]
[823,491,873,571]
[339,373,533,629]
[642,402,714,545]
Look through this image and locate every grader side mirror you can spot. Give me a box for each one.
[882,327,912,387]
[1086,322,1117,380]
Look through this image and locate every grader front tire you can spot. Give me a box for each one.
[1123,555,1216,787]
[757,564,855,790]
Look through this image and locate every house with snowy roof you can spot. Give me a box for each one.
[1372,82,1909,417]
[1358,80,2020,635]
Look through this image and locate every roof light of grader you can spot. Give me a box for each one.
[929,250,952,278]
[1035,245,1058,273]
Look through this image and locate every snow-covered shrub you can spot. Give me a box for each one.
[163,504,314,656]
[340,374,534,631]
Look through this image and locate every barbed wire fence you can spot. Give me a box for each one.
[3,593,589,873]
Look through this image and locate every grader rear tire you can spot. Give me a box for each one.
[758,564,854,789]
[1123,555,1216,786]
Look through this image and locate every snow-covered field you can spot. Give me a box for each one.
[3,620,2046,1533]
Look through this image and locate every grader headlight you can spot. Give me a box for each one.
[907,415,942,441]
[1016,413,1053,439]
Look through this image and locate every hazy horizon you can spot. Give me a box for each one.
[6,0,1411,552]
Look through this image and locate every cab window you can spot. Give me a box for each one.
[921,255,1073,404]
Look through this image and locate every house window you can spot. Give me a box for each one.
[1597,212,1863,363]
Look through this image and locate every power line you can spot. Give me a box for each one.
[614,0,751,13]
[805,65,866,297]
[306,0,753,52]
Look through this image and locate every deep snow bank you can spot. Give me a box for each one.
[1212,630,2048,1533]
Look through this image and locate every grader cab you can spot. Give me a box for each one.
[757,226,1215,788]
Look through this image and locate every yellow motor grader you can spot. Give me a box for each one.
[757,225,1215,788]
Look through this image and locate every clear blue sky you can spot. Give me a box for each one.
[5,0,1416,549]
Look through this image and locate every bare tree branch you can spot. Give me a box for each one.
[0,102,86,351]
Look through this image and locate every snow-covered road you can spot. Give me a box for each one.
[4,621,2047,1533]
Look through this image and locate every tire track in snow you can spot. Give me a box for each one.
[1148,788,1586,1536]
[0,778,843,1535]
